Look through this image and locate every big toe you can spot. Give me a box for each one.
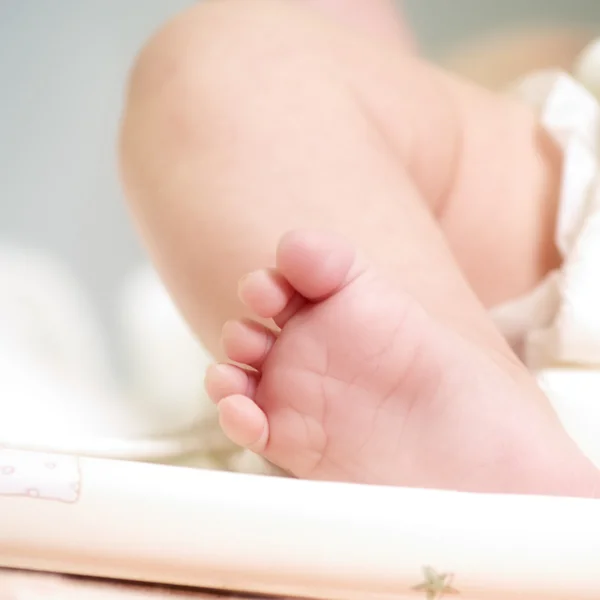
[276,230,366,300]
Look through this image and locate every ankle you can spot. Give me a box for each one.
[530,112,564,283]
[485,99,563,305]
[441,82,563,308]
[550,453,600,499]
[518,425,600,498]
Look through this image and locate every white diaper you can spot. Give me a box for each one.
[490,43,600,466]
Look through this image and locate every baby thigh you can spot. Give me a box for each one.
[119,0,507,358]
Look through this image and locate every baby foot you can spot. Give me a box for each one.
[205,230,591,493]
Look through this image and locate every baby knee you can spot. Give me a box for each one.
[119,0,341,223]
[120,0,325,156]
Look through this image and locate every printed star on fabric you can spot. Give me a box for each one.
[412,566,459,600]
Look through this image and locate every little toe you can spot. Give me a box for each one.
[222,319,276,368]
[276,229,365,300]
[218,394,269,452]
[204,363,258,403]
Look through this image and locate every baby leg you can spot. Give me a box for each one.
[304,0,414,46]
[120,0,597,493]
[120,0,547,355]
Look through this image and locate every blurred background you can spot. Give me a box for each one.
[0,0,598,353]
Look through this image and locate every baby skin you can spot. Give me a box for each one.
[206,230,598,495]
[121,0,600,497]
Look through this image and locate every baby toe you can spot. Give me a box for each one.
[205,363,258,403]
[218,394,269,452]
[222,319,276,368]
[276,229,361,300]
[238,268,300,320]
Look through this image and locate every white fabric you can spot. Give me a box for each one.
[0,248,263,472]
